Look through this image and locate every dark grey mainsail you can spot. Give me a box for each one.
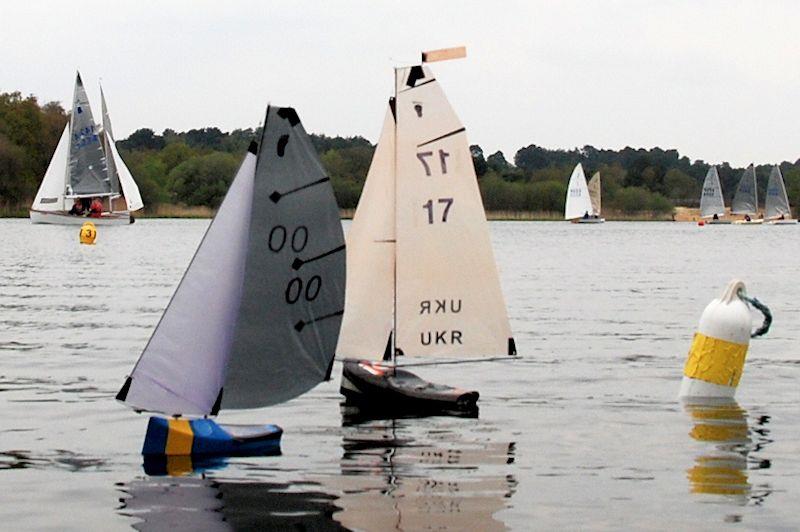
[118,106,345,417]
[68,72,110,196]
[731,164,758,215]
[222,106,346,408]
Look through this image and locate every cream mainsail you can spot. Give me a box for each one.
[587,171,601,215]
[336,106,396,358]
[338,64,514,360]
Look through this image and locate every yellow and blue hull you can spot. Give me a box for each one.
[142,417,282,458]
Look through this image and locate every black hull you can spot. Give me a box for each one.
[340,359,479,417]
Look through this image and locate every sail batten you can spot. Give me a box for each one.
[699,166,726,218]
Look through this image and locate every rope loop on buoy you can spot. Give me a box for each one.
[737,288,772,338]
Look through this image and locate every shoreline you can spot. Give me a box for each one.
[1,205,703,221]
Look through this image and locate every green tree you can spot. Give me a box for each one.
[168,152,239,207]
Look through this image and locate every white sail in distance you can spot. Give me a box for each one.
[587,172,601,215]
[731,165,758,215]
[336,105,396,359]
[699,166,726,218]
[564,163,593,220]
[393,65,514,358]
[31,124,69,212]
[765,165,792,219]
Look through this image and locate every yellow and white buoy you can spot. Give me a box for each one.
[79,221,97,245]
[679,280,753,399]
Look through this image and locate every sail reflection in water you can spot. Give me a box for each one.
[684,399,772,506]
[118,477,344,531]
[316,418,516,531]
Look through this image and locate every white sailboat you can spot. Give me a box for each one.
[564,163,603,223]
[699,166,729,224]
[336,47,516,415]
[764,165,797,225]
[116,106,346,456]
[30,72,143,225]
[731,164,762,225]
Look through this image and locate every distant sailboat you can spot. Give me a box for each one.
[699,166,729,224]
[30,72,143,225]
[564,163,603,223]
[731,164,762,225]
[336,47,516,415]
[764,165,797,225]
[116,106,346,456]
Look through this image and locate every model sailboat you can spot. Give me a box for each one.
[336,47,516,415]
[564,163,603,223]
[764,165,797,224]
[30,72,143,225]
[116,106,346,456]
[699,166,729,224]
[732,164,761,224]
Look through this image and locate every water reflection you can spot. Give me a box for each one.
[684,398,772,507]
[320,415,517,531]
[118,476,345,531]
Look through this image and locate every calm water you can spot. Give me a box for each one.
[1,219,798,530]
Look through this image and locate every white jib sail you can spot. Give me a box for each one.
[700,166,726,218]
[336,105,396,359]
[564,163,593,220]
[587,171,601,215]
[731,165,758,215]
[394,65,513,358]
[31,124,69,212]
[765,165,791,219]
[105,130,144,211]
[119,149,256,416]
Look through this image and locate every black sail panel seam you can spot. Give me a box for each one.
[417,127,466,147]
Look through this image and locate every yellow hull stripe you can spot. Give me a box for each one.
[683,332,747,387]
[165,419,194,455]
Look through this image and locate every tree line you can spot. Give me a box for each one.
[3,91,800,216]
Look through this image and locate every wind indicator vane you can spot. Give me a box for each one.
[421,46,467,63]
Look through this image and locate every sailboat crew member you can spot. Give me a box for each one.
[68,198,85,216]
[89,197,103,218]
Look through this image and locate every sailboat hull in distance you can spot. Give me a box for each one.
[141,417,282,457]
[29,209,132,225]
[340,360,479,416]
[572,217,605,224]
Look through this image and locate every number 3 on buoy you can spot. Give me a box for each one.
[80,222,97,245]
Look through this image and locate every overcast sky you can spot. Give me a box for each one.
[3,1,799,166]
